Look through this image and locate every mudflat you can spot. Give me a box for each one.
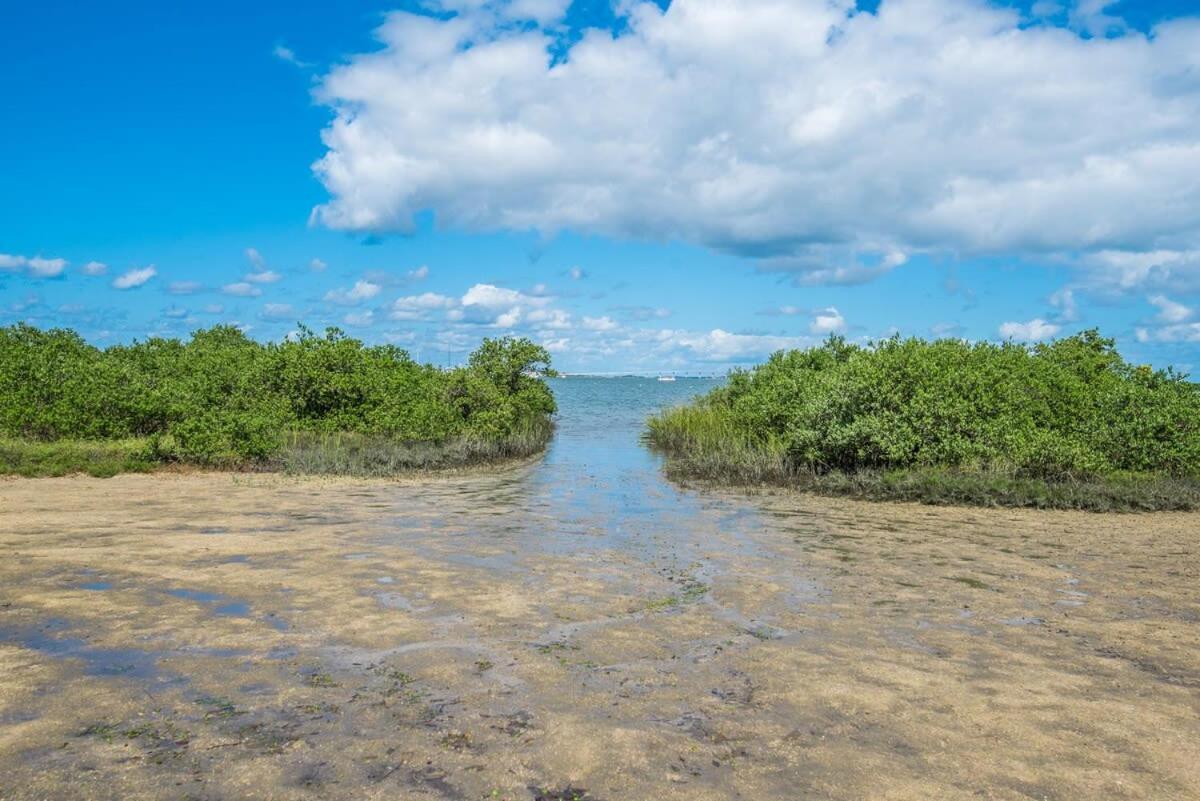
[1,471,1197,801]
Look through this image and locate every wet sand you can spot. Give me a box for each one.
[1,469,1198,801]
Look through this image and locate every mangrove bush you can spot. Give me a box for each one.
[0,323,555,475]
[646,331,1200,510]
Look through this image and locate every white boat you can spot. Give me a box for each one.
[657,375,677,382]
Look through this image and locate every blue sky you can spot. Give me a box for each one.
[3,0,1200,373]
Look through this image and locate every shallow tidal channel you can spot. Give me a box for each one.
[1,377,1198,800]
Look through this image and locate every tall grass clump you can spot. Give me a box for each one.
[646,331,1200,511]
[0,323,556,476]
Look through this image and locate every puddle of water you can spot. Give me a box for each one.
[167,588,225,604]
[0,622,163,680]
[80,581,112,591]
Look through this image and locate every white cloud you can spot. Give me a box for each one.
[426,0,571,26]
[82,261,108,276]
[344,310,376,326]
[222,281,262,297]
[260,303,295,320]
[202,303,225,315]
[452,282,551,327]
[246,270,282,284]
[1078,250,1200,295]
[1136,323,1200,343]
[665,328,810,362]
[324,279,381,304]
[310,258,328,272]
[389,292,458,320]
[527,308,572,329]
[582,315,618,331]
[112,265,157,290]
[809,307,846,335]
[26,257,67,278]
[1148,294,1192,324]
[763,305,804,316]
[999,318,1060,341]
[569,266,586,280]
[462,283,548,309]
[0,253,68,278]
[245,247,266,269]
[273,44,311,68]
[310,1,1200,285]
[407,264,430,281]
[168,280,204,295]
[1049,287,1078,322]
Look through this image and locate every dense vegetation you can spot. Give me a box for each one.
[647,331,1200,511]
[0,323,556,476]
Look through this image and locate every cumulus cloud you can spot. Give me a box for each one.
[1,253,68,278]
[568,266,586,280]
[582,315,618,332]
[82,261,108,276]
[810,307,846,335]
[26,257,68,278]
[999,318,1060,341]
[222,281,262,297]
[310,0,1200,286]
[324,279,382,305]
[1148,294,1192,324]
[1136,323,1200,343]
[112,265,157,290]
[452,283,551,326]
[389,292,458,320]
[260,303,295,321]
[310,258,328,272]
[344,310,375,327]
[246,270,282,284]
[407,265,430,281]
[1079,250,1200,295]
[527,307,572,329]
[663,329,810,362]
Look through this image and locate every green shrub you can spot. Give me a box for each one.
[0,323,556,474]
[646,331,1200,510]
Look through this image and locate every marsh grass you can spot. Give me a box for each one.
[0,421,552,479]
[272,420,554,477]
[0,438,156,478]
[646,408,1200,512]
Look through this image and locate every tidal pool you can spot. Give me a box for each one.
[1,378,1198,800]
